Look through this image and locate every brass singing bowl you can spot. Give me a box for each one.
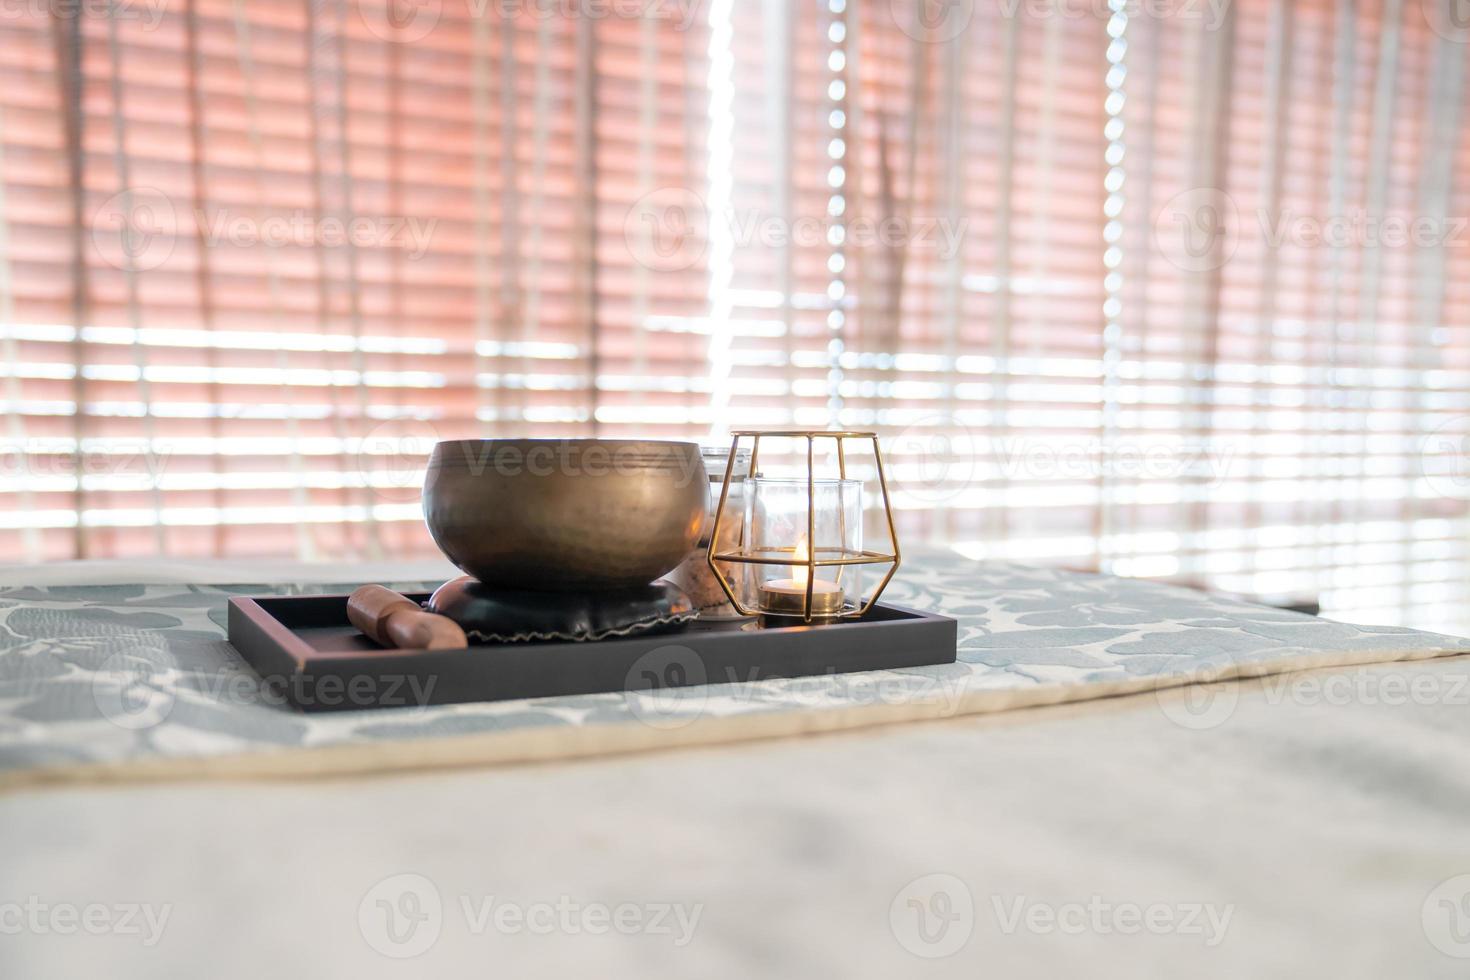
[423,439,708,592]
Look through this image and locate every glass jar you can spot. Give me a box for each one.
[738,477,864,622]
[664,446,754,619]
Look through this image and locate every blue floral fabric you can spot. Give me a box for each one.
[0,551,1464,780]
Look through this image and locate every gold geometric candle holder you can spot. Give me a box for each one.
[706,430,901,624]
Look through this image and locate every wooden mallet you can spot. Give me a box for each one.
[346,585,467,650]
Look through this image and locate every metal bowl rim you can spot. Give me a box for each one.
[430,438,702,450]
[429,438,700,456]
[427,438,703,470]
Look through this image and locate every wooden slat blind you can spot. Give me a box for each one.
[2,0,1468,634]
[713,0,1470,634]
[0,0,711,560]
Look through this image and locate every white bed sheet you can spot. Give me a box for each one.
[4,653,1470,979]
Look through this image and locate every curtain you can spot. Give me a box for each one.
[2,0,1468,633]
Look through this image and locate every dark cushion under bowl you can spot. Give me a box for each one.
[427,577,698,644]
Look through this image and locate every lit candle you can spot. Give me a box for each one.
[759,537,845,620]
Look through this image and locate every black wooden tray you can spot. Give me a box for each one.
[227,593,958,712]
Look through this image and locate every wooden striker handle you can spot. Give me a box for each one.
[347,584,467,651]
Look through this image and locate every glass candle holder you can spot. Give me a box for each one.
[706,430,901,624]
[744,477,863,623]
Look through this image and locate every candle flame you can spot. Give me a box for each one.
[792,536,809,589]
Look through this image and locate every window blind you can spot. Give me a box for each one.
[1099,0,1470,634]
[0,0,711,561]
[2,0,1468,635]
[712,0,1470,634]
